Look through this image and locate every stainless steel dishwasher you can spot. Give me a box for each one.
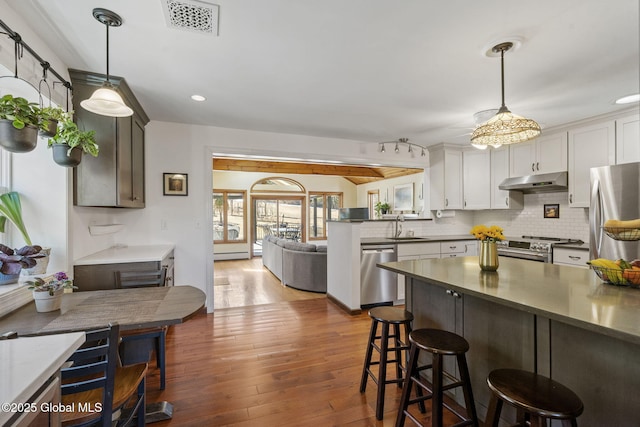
[361,244,397,307]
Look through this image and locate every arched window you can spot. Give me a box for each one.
[250,177,306,256]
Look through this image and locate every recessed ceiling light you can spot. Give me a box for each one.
[191,94,206,102]
[615,93,640,104]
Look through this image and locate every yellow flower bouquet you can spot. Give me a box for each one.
[470,224,505,242]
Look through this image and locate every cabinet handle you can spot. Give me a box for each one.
[569,194,573,203]
[452,291,461,298]
[505,197,509,207]
[568,255,582,260]
[450,246,457,250]
[464,200,466,207]
[536,162,540,171]
[531,163,535,172]
[445,198,449,207]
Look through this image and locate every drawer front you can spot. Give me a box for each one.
[397,242,440,257]
[440,240,476,255]
[553,248,589,267]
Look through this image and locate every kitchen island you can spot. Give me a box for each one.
[378,256,640,426]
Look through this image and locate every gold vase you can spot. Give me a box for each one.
[479,240,499,271]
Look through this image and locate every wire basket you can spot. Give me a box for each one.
[591,266,640,288]
[602,227,640,241]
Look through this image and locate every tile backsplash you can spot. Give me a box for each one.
[474,192,589,242]
[359,192,589,243]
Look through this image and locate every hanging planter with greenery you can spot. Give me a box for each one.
[47,118,99,167]
[38,106,67,138]
[0,94,40,153]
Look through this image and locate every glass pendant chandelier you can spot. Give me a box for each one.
[80,8,133,117]
[471,42,540,149]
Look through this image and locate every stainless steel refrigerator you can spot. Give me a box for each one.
[590,162,640,261]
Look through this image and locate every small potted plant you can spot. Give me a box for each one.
[47,117,99,167]
[0,94,40,153]
[0,244,45,285]
[375,201,391,217]
[38,106,68,137]
[26,271,76,312]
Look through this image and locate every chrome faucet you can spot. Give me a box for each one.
[395,215,403,238]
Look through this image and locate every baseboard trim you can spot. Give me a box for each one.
[327,293,361,315]
[214,252,250,261]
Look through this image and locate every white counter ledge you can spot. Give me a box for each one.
[0,332,85,425]
[74,244,175,265]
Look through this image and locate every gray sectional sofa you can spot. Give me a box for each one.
[262,236,327,293]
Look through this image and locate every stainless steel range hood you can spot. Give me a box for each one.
[498,171,568,193]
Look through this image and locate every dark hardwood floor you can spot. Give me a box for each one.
[145,259,466,426]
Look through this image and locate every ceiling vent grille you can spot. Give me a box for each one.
[162,0,219,35]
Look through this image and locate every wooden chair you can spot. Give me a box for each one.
[116,268,168,389]
[61,323,147,427]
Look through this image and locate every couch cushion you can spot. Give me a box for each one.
[283,241,317,252]
[316,245,327,253]
[275,239,288,247]
[266,235,279,243]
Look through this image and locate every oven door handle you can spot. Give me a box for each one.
[497,249,549,262]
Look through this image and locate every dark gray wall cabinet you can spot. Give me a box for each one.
[70,69,149,208]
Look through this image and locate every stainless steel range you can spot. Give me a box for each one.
[496,236,583,263]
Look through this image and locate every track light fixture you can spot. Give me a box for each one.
[378,138,427,157]
[80,8,133,117]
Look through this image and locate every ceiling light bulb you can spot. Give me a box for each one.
[421,148,426,157]
[380,143,386,153]
[615,93,640,104]
[191,94,206,102]
[408,144,413,153]
[395,143,399,153]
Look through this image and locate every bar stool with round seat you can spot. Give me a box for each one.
[396,328,478,427]
[360,306,414,420]
[485,369,583,427]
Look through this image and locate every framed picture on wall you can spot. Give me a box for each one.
[544,204,559,218]
[394,183,413,211]
[163,173,188,196]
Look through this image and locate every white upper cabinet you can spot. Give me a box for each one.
[463,149,491,209]
[616,113,640,164]
[568,121,616,207]
[491,146,523,209]
[429,144,463,210]
[510,132,568,176]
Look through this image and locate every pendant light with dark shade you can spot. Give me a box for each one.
[80,8,133,117]
[471,42,541,149]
